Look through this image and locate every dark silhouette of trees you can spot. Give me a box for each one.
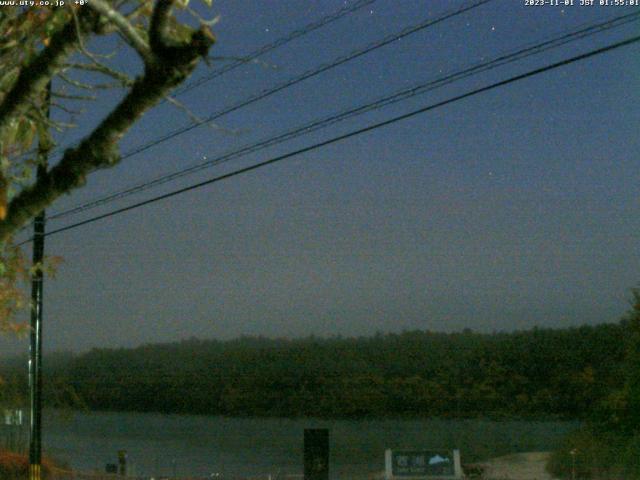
[0,323,626,419]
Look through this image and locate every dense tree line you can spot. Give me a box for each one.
[1,323,629,420]
[549,291,640,479]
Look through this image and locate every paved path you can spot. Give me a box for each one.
[481,451,557,480]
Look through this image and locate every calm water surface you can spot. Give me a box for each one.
[42,410,577,478]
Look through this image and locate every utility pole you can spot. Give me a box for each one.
[29,81,51,480]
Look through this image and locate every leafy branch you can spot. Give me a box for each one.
[0,0,215,244]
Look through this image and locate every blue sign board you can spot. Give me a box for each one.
[391,450,455,477]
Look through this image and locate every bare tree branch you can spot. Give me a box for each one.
[51,91,97,101]
[50,100,84,116]
[68,5,111,66]
[125,3,148,20]
[64,62,134,87]
[0,0,215,243]
[88,0,152,63]
[185,6,220,27]
[164,95,239,135]
[149,0,173,53]
[58,73,95,90]
[58,71,127,91]
[0,10,97,135]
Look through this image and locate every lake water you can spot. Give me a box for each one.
[41,410,577,479]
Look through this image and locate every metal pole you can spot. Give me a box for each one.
[29,82,50,480]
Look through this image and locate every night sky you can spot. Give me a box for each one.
[3,0,639,355]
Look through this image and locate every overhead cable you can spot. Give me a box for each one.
[16,33,640,245]
[48,10,640,222]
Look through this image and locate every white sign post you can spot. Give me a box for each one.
[3,409,23,426]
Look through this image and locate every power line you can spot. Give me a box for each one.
[18,33,640,246]
[20,0,376,167]
[48,10,640,222]
[172,0,378,97]
[113,0,495,161]
[46,0,490,166]
[47,0,493,220]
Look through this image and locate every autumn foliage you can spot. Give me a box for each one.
[0,449,55,480]
[0,1,215,328]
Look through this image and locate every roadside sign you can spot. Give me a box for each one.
[385,449,462,479]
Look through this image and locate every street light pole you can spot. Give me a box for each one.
[29,81,50,480]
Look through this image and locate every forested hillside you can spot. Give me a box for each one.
[549,293,640,479]
[0,324,628,419]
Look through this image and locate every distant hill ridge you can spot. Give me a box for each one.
[0,324,627,419]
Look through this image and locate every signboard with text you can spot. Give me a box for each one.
[385,449,462,479]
